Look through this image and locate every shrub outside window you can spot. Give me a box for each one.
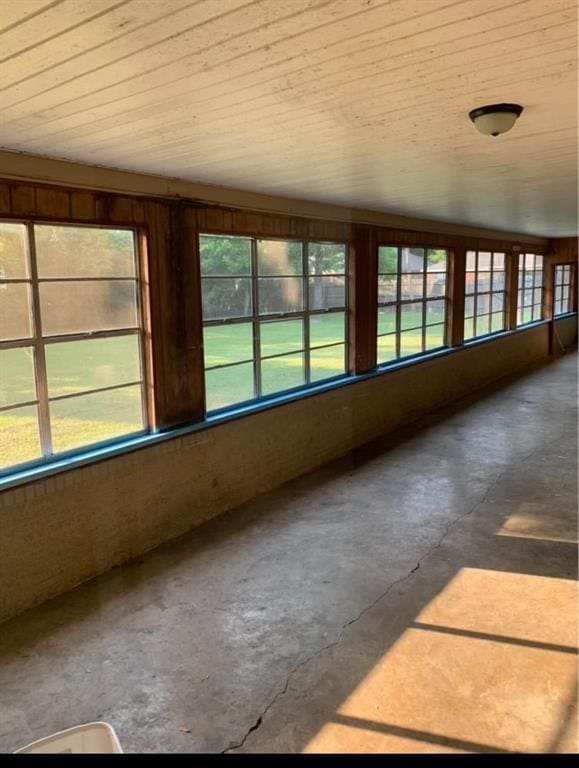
[0,222,148,473]
[200,235,348,412]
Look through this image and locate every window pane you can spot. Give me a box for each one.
[427,249,447,272]
[377,305,396,335]
[426,272,446,297]
[205,362,254,411]
[492,270,505,291]
[464,316,475,340]
[493,253,505,270]
[35,225,136,278]
[258,240,302,275]
[465,296,475,317]
[310,312,345,347]
[400,274,424,301]
[477,293,491,315]
[40,280,138,335]
[478,252,491,270]
[425,299,445,325]
[400,248,424,272]
[491,312,505,332]
[259,277,303,314]
[0,222,28,278]
[200,235,251,276]
[202,277,252,320]
[204,323,253,367]
[260,318,303,357]
[400,327,423,357]
[401,302,423,330]
[310,344,346,382]
[466,251,476,272]
[491,293,505,312]
[425,323,445,350]
[261,353,305,395]
[0,347,36,408]
[377,333,396,363]
[0,404,41,470]
[308,276,345,310]
[534,269,543,287]
[533,288,543,306]
[525,253,535,269]
[475,315,490,336]
[465,274,476,296]
[378,247,398,273]
[45,336,141,397]
[535,254,543,269]
[476,271,491,292]
[308,242,346,274]
[0,283,33,340]
[50,384,144,454]
[378,275,397,303]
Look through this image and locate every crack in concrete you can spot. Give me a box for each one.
[221,444,543,754]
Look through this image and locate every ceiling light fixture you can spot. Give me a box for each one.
[468,103,523,137]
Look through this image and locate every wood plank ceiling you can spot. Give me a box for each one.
[0,0,577,236]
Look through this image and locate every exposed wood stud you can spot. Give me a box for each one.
[70,192,95,220]
[10,185,36,216]
[449,246,466,347]
[0,184,11,215]
[36,187,70,219]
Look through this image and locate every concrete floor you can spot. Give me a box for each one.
[0,353,577,754]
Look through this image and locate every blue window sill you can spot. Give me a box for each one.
[0,320,553,493]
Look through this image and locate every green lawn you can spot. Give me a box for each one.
[1,310,447,469]
[1,336,144,470]
[203,314,347,411]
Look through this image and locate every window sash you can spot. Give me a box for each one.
[516,253,544,326]
[0,221,148,473]
[377,246,449,362]
[200,236,349,410]
[464,250,507,340]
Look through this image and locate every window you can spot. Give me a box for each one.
[464,250,506,340]
[201,235,348,412]
[554,265,574,316]
[0,222,148,473]
[517,253,544,325]
[377,246,448,364]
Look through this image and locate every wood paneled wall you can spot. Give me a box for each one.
[0,177,571,434]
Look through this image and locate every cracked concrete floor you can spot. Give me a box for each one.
[0,353,577,754]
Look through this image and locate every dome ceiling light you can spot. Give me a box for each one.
[468,103,524,137]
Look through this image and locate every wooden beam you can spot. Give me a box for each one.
[448,245,466,347]
[349,224,377,374]
[506,249,520,330]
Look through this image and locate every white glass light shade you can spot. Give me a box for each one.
[473,111,518,136]
[469,104,523,137]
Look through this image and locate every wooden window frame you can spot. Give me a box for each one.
[376,244,449,366]
[0,219,150,474]
[200,233,350,413]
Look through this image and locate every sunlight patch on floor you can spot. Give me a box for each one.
[304,568,577,754]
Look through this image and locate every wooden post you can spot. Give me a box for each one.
[448,244,466,347]
[506,248,520,330]
[348,224,378,374]
[146,201,205,429]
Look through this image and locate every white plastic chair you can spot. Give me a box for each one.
[14,722,123,754]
